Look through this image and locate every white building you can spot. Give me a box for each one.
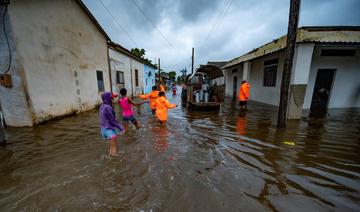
[108,42,156,96]
[222,26,360,118]
[0,0,112,126]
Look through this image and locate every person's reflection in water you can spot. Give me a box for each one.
[236,112,247,136]
[152,126,169,153]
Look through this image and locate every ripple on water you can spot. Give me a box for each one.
[1,95,360,211]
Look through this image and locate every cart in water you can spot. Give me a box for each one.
[181,64,225,110]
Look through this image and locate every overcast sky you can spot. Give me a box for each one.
[83,0,360,74]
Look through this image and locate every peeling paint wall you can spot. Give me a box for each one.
[109,48,145,96]
[7,0,110,125]
[0,6,33,126]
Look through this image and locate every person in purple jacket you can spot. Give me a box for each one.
[99,92,124,156]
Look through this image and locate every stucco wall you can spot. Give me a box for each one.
[8,0,110,124]
[224,64,243,98]
[144,65,156,93]
[248,51,285,106]
[303,44,360,109]
[0,6,33,126]
[109,48,144,96]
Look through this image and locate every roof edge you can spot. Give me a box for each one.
[76,0,111,41]
[108,41,157,69]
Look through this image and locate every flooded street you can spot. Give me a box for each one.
[1,92,360,211]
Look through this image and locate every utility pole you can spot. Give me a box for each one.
[277,0,301,128]
[158,58,161,82]
[191,47,194,75]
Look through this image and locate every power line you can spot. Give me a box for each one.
[215,0,233,34]
[205,0,230,41]
[131,0,174,48]
[98,0,138,46]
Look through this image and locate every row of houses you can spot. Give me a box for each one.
[219,26,360,119]
[0,0,157,127]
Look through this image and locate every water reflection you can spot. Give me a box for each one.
[0,95,359,211]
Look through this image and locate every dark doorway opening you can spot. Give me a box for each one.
[310,69,336,116]
[233,76,238,101]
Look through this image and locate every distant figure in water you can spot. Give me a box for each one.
[171,83,177,95]
[139,85,159,115]
[239,80,251,110]
[99,92,124,156]
[160,84,166,92]
[155,91,176,126]
[118,88,146,131]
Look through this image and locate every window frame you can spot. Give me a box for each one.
[96,70,105,92]
[263,59,278,87]
[116,71,124,84]
[135,69,139,87]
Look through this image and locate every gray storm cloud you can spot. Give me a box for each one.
[84,0,360,73]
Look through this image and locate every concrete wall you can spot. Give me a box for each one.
[8,0,110,125]
[248,51,285,106]
[303,44,360,109]
[144,64,156,93]
[0,6,33,126]
[109,48,144,96]
[224,64,243,98]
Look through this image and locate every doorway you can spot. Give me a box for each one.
[310,69,336,116]
[233,76,238,101]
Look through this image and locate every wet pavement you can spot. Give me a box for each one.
[1,91,360,211]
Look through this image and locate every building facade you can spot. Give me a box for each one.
[223,27,360,118]
[108,42,157,96]
[144,64,156,93]
[0,0,111,126]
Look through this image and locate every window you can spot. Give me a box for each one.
[263,59,278,87]
[96,70,104,92]
[116,71,124,84]
[146,78,148,86]
[232,69,237,73]
[135,69,139,87]
[321,49,356,57]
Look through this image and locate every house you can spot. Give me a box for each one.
[0,0,112,126]
[222,26,360,118]
[156,72,171,87]
[108,42,156,96]
[144,64,157,93]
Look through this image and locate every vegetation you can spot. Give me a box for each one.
[131,48,152,64]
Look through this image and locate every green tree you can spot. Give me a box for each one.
[168,71,176,81]
[131,48,152,64]
[131,48,145,58]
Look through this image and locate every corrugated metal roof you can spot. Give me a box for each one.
[222,26,360,69]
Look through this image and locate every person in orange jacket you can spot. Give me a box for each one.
[159,84,166,92]
[155,91,176,126]
[239,80,250,110]
[139,86,159,115]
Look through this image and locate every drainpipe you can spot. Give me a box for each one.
[130,59,134,97]
[107,47,113,93]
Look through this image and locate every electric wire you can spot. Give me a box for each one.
[98,0,138,46]
[131,0,174,48]
[2,6,11,74]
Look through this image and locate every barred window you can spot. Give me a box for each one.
[263,59,278,87]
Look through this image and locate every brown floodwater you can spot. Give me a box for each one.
[1,92,360,211]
